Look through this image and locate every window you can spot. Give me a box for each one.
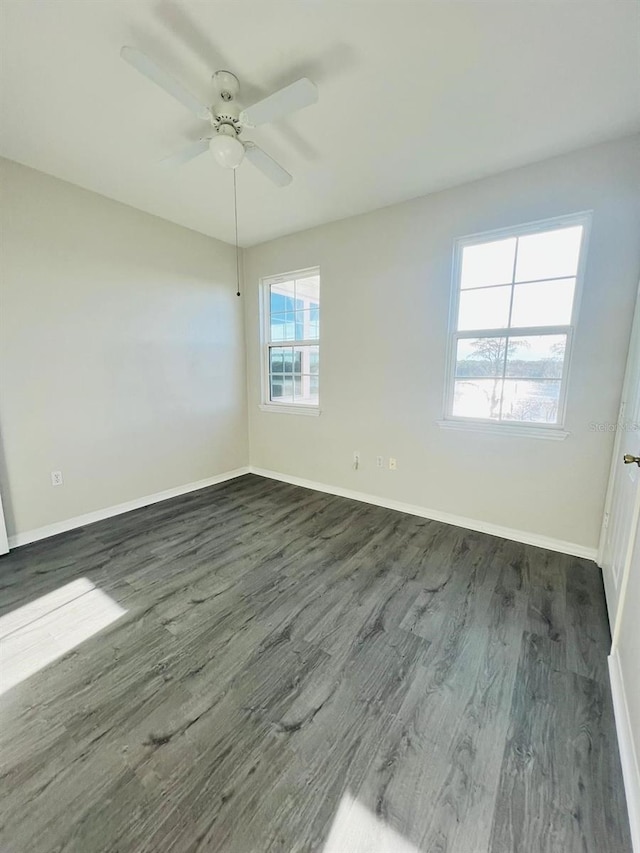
[260,268,320,413]
[443,213,590,435]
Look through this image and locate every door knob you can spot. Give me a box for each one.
[623,454,640,466]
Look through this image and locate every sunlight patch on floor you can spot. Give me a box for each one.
[0,578,125,696]
[323,792,421,853]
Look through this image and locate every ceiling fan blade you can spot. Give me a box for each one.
[244,142,292,187]
[161,138,210,167]
[240,78,317,127]
[120,46,211,120]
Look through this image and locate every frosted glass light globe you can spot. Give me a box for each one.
[210,133,244,169]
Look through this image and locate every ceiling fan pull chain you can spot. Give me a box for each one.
[234,168,240,297]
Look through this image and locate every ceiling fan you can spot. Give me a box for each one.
[121,46,318,187]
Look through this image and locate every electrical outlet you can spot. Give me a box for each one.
[51,470,63,486]
[389,457,397,471]
[376,456,383,468]
[353,451,360,471]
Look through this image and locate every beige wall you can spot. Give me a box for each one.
[0,158,248,538]
[2,137,639,551]
[244,135,640,552]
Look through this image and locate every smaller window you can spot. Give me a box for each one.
[260,268,320,413]
[443,213,590,433]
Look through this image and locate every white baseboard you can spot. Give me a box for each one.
[8,464,597,561]
[249,466,598,561]
[7,467,250,549]
[609,652,640,852]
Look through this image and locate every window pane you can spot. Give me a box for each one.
[270,291,287,314]
[269,347,284,373]
[296,275,319,305]
[270,312,297,342]
[511,279,575,328]
[505,335,566,379]
[294,309,319,340]
[461,238,516,289]
[269,374,293,403]
[269,347,294,374]
[270,313,285,342]
[458,285,511,331]
[455,337,506,378]
[293,374,319,406]
[515,226,582,282]
[292,345,319,375]
[270,280,295,313]
[501,380,562,423]
[453,379,503,420]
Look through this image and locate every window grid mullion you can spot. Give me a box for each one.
[497,337,507,422]
[498,237,520,420]
[461,273,576,293]
[268,338,318,347]
[454,325,572,340]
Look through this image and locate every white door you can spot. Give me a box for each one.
[0,489,8,555]
[600,282,640,630]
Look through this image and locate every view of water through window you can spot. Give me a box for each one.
[448,219,587,426]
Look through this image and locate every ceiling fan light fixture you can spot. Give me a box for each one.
[209,130,245,169]
[122,47,318,185]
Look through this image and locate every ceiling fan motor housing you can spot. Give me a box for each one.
[212,70,240,101]
[214,113,241,134]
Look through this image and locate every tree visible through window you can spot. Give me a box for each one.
[445,214,590,427]
[262,269,320,409]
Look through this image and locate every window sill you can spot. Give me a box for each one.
[436,419,569,440]
[259,403,321,417]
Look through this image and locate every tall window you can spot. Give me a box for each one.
[261,268,320,412]
[444,213,590,432]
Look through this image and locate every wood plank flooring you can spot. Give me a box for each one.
[0,474,631,852]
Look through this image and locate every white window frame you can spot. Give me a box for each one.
[440,211,592,439]
[259,266,321,416]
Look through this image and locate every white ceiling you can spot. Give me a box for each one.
[1,1,639,247]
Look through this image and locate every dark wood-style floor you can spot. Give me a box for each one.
[0,474,631,853]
